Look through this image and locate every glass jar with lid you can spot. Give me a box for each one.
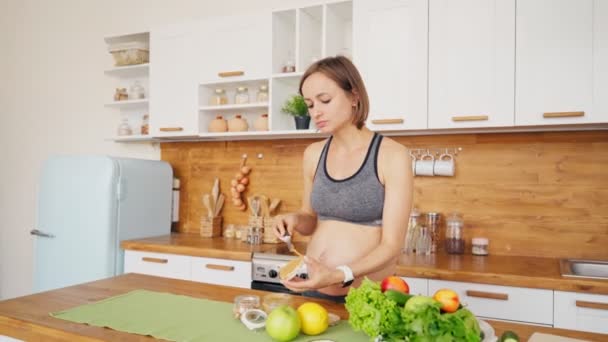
[256,85,269,103]
[235,86,250,104]
[403,207,421,254]
[117,117,132,136]
[426,212,441,253]
[445,212,465,254]
[209,88,228,106]
[233,295,260,319]
[128,80,145,99]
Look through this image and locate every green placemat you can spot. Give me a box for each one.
[50,289,370,342]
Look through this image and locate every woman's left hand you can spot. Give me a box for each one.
[281,256,340,292]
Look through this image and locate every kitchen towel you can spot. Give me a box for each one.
[50,289,369,342]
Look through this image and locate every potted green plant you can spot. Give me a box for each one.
[281,95,310,130]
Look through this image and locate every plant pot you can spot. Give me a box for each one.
[294,116,311,130]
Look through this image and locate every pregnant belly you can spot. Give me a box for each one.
[306,220,397,296]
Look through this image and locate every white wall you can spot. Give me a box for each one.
[0,0,309,300]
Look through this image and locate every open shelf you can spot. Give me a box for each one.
[272,71,304,79]
[111,134,155,142]
[104,63,149,78]
[325,1,353,58]
[199,76,269,88]
[199,102,269,111]
[272,9,297,74]
[298,5,323,71]
[104,99,149,108]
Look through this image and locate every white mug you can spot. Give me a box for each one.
[434,153,455,176]
[414,153,435,176]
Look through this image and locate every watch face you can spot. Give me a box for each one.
[342,279,354,288]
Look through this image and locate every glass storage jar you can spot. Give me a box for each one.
[472,237,489,256]
[209,88,228,105]
[426,212,441,253]
[445,212,465,254]
[403,208,421,254]
[233,295,260,319]
[117,117,132,136]
[256,85,269,102]
[235,86,250,104]
[140,114,149,135]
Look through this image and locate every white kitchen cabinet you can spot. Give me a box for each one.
[428,0,515,129]
[197,12,271,84]
[554,291,608,334]
[124,250,191,280]
[401,276,428,296]
[428,279,553,325]
[353,0,428,131]
[595,0,608,123]
[191,257,252,289]
[149,22,199,137]
[516,0,603,126]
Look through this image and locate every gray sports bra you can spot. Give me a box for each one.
[310,133,385,227]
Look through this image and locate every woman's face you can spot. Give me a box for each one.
[301,72,356,133]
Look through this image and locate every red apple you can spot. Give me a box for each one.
[433,288,460,313]
[380,276,409,294]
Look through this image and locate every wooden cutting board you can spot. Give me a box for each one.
[528,332,591,342]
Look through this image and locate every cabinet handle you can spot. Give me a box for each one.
[159,127,184,132]
[371,119,404,125]
[465,290,509,301]
[218,71,244,78]
[142,257,168,264]
[452,115,489,122]
[205,264,235,272]
[576,300,608,311]
[543,111,585,118]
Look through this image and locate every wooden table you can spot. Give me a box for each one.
[0,274,606,341]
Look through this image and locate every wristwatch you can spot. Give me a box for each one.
[336,265,354,288]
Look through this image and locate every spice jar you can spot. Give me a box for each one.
[140,114,149,135]
[262,293,292,314]
[426,212,441,253]
[472,237,489,256]
[256,85,269,102]
[128,81,145,99]
[235,86,250,104]
[403,208,421,254]
[233,295,260,319]
[117,117,132,136]
[209,88,228,106]
[445,212,465,254]
[223,224,235,239]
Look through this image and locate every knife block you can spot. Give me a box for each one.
[200,216,222,238]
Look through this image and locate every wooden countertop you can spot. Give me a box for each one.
[122,234,608,295]
[120,233,270,261]
[1,273,606,341]
[397,253,608,295]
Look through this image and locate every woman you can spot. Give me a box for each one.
[273,56,414,303]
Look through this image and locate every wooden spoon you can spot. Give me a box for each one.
[269,198,281,215]
[213,194,225,217]
[202,194,213,218]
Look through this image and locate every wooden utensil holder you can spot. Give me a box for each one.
[200,216,222,238]
[263,216,280,244]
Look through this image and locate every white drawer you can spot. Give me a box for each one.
[191,257,251,289]
[554,291,608,334]
[428,279,553,325]
[124,250,190,280]
[401,277,428,296]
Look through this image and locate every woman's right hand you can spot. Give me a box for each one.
[273,214,298,239]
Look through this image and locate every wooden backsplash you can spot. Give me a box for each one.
[161,130,608,259]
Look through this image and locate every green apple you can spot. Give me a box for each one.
[266,305,301,342]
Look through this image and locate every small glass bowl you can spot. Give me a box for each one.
[262,293,292,313]
[233,295,260,319]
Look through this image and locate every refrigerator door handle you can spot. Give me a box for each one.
[30,229,55,238]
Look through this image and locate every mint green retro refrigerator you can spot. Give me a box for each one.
[31,155,173,293]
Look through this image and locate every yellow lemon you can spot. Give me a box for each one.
[297,302,329,336]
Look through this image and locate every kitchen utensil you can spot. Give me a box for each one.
[268,198,281,215]
[279,233,303,257]
[212,178,220,211]
[214,193,225,217]
[202,194,213,218]
[251,196,260,217]
[259,195,270,217]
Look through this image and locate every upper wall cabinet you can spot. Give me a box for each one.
[516,0,607,125]
[149,22,199,137]
[353,0,428,131]
[595,1,608,122]
[428,0,515,129]
[198,12,271,84]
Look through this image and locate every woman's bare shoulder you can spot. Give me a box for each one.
[303,139,328,161]
[377,136,411,181]
[378,136,409,156]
